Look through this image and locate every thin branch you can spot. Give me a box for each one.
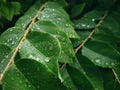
[0,4,45,82]
[75,11,108,53]
[112,68,120,84]
[60,11,108,70]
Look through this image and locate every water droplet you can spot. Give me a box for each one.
[81,24,86,27]
[95,59,100,63]
[37,27,40,29]
[52,9,55,11]
[111,63,115,66]
[12,41,15,45]
[87,25,90,28]
[56,20,59,23]
[11,77,14,81]
[21,23,25,28]
[27,85,32,88]
[65,24,70,27]
[92,19,95,21]
[29,54,33,58]
[105,62,108,65]
[19,80,22,84]
[44,57,50,62]
[36,57,40,61]
[0,60,4,64]
[83,71,86,74]
[10,38,12,41]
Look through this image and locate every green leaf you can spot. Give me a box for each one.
[61,68,77,90]
[71,30,90,47]
[100,68,120,90]
[92,26,117,47]
[71,3,85,18]
[19,31,61,78]
[0,27,24,49]
[67,61,95,90]
[67,54,103,90]
[98,0,116,9]
[15,1,42,29]
[10,2,21,14]
[38,2,79,38]
[0,2,21,21]
[82,41,120,68]
[2,59,67,90]
[0,44,13,74]
[74,18,96,29]
[48,0,68,8]
[76,54,103,90]
[84,10,104,21]
[31,21,75,63]
[101,16,120,40]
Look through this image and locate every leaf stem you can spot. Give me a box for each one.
[60,10,108,70]
[0,4,45,82]
[112,68,120,84]
[75,11,108,53]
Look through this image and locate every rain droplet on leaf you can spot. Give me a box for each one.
[44,57,50,62]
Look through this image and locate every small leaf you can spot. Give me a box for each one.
[101,16,120,40]
[0,27,24,49]
[84,10,104,21]
[15,1,41,29]
[61,68,78,90]
[0,2,21,21]
[92,26,117,47]
[38,2,79,38]
[74,18,96,29]
[0,44,13,74]
[71,3,85,18]
[82,41,120,68]
[10,2,21,14]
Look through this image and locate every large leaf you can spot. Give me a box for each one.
[82,41,120,68]
[71,3,85,18]
[66,55,103,90]
[19,31,61,78]
[38,2,79,38]
[2,59,67,90]
[31,21,75,63]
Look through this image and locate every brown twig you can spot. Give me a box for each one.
[0,4,45,82]
[60,11,108,70]
[112,68,120,84]
[75,11,108,53]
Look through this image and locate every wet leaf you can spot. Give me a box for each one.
[2,59,67,90]
[74,18,96,29]
[82,41,120,68]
